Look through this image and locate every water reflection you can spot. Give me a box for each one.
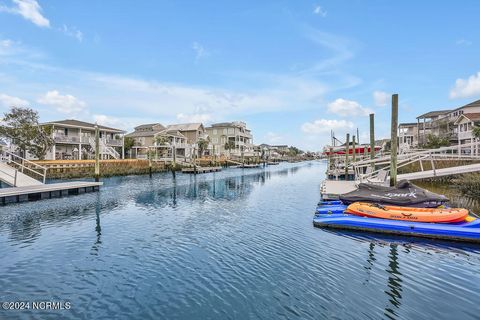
[384,244,403,320]
[91,192,102,255]
[0,166,295,246]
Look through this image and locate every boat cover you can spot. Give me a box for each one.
[339,180,448,207]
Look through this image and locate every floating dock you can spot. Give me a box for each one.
[0,181,103,205]
[181,166,222,174]
[238,164,262,168]
[320,180,357,200]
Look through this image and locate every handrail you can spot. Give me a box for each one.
[2,150,46,184]
[4,150,47,170]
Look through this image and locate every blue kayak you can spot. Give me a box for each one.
[313,213,480,243]
[316,204,348,215]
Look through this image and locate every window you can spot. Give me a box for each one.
[228,128,234,134]
[213,137,218,143]
[64,128,69,136]
[223,129,227,134]
[213,129,217,135]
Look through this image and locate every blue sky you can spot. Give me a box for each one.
[1,0,480,150]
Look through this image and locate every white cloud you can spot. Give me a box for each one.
[176,112,213,123]
[373,90,389,107]
[192,42,209,61]
[449,72,480,99]
[301,119,354,134]
[456,39,472,46]
[327,98,371,117]
[313,5,327,17]
[0,93,29,107]
[264,132,283,144]
[37,90,87,115]
[0,0,50,27]
[61,24,83,42]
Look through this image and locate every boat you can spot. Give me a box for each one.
[346,202,468,223]
[339,180,448,208]
[322,144,381,156]
[313,202,480,243]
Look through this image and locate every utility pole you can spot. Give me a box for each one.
[390,94,399,186]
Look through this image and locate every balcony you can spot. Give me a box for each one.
[54,135,81,143]
[105,138,123,146]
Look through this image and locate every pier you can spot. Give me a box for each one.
[0,181,103,205]
[0,150,103,205]
[181,166,222,174]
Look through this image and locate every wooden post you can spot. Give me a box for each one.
[345,133,350,179]
[193,146,197,174]
[241,147,244,167]
[213,145,216,167]
[172,145,176,171]
[94,124,100,182]
[352,135,356,163]
[390,94,399,186]
[369,113,375,170]
[148,147,152,178]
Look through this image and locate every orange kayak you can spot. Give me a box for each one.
[346,202,469,223]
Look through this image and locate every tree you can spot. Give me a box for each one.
[155,135,170,158]
[0,107,54,160]
[422,134,450,149]
[155,135,169,146]
[224,140,235,156]
[197,138,209,157]
[288,146,303,157]
[473,126,480,139]
[124,136,135,158]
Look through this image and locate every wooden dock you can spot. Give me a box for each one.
[238,164,262,168]
[181,166,222,174]
[0,181,103,205]
[321,180,357,200]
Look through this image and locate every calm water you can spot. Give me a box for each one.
[0,162,479,320]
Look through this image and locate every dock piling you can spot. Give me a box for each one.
[369,113,375,169]
[352,135,356,163]
[390,94,399,186]
[345,133,350,178]
[94,124,100,182]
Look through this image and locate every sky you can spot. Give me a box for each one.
[0,0,480,151]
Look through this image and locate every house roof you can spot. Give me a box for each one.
[416,110,451,119]
[166,123,203,131]
[454,113,480,124]
[451,99,480,112]
[134,123,165,131]
[207,121,246,128]
[156,129,187,139]
[41,119,125,133]
[399,122,418,127]
[126,123,166,138]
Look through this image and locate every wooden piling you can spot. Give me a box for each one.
[352,135,356,163]
[148,148,152,178]
[390,94,399,186]
[369,113,375,170]
[345,133,350,178]
[94,124,100,182]
[172,145,177,171]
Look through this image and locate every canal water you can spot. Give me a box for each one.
[0,162,479,320]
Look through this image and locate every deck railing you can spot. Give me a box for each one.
[2,150,47,184]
